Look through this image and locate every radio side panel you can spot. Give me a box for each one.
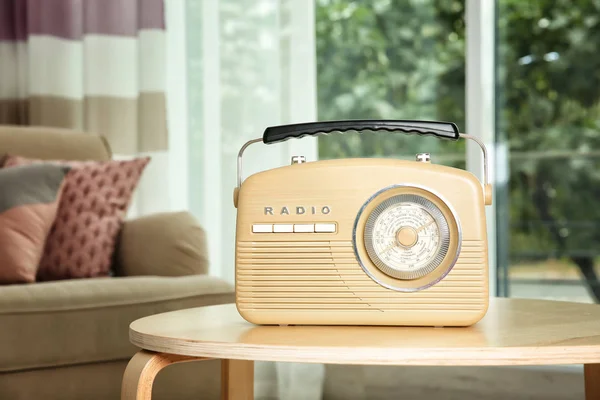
[235,159,488,326]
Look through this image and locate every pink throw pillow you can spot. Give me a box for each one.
[3,156,150,280]
[0,164,70,283]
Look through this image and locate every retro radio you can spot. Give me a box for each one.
[233,120,491,327]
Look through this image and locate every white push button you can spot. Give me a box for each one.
[273,224,294,233]
[294,224,314,233]
[252,224,273,233]
[315,223,336,233]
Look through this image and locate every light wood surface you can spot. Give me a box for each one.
[221,359,254,400]
[121,350,205,400]
[129,298,600,366]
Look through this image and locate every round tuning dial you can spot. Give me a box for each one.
[354,185,461,291]
[364,194,450,280]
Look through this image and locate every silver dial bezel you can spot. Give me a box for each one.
[364,194,450,280]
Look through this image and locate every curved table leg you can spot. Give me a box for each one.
[121,350,206,400]
[585,364,600,400]
[221,359,254,400]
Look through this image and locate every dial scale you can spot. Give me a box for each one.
[354,185,461,292]
[364,194,450,280]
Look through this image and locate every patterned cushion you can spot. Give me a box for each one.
[3,156,150,280]
[0,164,70,283]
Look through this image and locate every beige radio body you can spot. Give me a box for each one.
[234,120,491,327]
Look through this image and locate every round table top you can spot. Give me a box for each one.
[129,298,600,366]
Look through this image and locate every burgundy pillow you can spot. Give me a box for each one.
[0,164,70,283]
[3,156,150,280]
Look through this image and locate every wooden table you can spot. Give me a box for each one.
[122,298,600,399]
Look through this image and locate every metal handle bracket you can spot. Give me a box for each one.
[236,134,489,189]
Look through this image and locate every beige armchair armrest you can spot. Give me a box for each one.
[115,211,209,277]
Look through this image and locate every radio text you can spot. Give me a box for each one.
[264,206,331,215]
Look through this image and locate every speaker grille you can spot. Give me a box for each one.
[236,240,487,312]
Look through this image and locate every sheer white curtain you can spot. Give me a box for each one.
[186,0,318,282]
[171,0,323,398]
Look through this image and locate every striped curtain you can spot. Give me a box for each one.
[0,0,169,215]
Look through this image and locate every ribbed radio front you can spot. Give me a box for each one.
[236,240,487,313]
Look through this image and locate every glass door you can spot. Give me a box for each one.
[496,0,600,303]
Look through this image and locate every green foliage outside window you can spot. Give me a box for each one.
[316,0,600,300]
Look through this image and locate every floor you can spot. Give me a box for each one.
[256,363,584,399]
[324,365,584,400]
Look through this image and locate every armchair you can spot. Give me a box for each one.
[0,126,233,400]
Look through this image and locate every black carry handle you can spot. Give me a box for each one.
[262,120,460,144]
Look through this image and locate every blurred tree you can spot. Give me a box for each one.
[316,0,600,301]
[498,0,600,300]
[315,0,466,164]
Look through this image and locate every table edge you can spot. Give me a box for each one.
[129,329,600,366]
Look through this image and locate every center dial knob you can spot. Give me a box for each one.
[396,226,418,247]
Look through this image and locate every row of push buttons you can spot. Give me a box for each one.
[252,223,336,233]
